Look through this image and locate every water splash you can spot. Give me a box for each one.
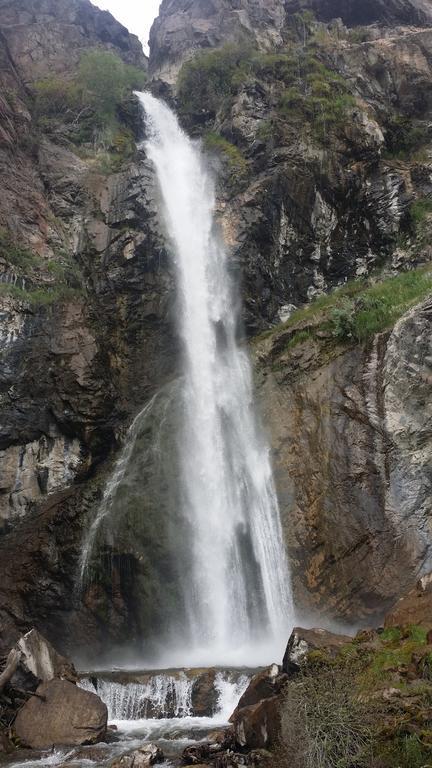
[137,92,294,663]
[79,670,250,722]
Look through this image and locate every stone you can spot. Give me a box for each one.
[282,627,353,675]
[14,629,77,687]
[233,664,288,713]
[14,679,107,749]
[385,572,432,629]
[191,668,218,716]
[109,745,164,767]
[232,697,281,749]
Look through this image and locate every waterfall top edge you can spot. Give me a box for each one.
[77,665,265,679]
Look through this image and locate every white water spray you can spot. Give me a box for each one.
[138,92,294,664]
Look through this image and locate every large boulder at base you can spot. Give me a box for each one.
[13,629,77,690]
[282,627,353,674]
[14,679,107,749]
[385,573,432,629]
[233,664,288,712]
[231,697,281,750]
[110,744,164,767]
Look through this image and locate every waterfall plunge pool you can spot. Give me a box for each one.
[3,668,253,768]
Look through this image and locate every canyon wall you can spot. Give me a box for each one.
[0,0,431,657]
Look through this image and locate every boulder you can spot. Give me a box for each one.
[110,745,164,767]
[282,627,353,674]
[385,572,432,630]
[233,664,288,712]
[231,697,281,750]
[13,629,77,690]
[14,679,107,749]
[191,669,218,716]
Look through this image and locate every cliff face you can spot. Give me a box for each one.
[0,0,177,654]
[0,0,432,657]
[254,296,432,623]
[148,0,432,628]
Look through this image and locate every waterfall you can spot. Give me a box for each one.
[136,92,294,664]
[79,670,251,722]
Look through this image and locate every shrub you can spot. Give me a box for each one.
[78,49,146,127]
[279,666,372,768]
[177,44,255,118]
[34,77,83,120]
[34,49,146,148]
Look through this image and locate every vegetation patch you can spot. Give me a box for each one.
[276,627,432,768]
[203,132,248,182]
[260,266,432,354]
[34,49,146,162]
[0,229,85,306]
[177,37,355,144]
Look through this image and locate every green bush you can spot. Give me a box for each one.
[177,44,255,118]
[77,49,146,127]
[34,49,146,148]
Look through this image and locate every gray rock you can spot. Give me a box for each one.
[14,679,107,749]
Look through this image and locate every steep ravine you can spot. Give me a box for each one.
[0,0,431,672]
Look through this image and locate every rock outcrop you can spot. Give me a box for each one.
[1,0,432,660]
[150,0,286,83]
[255,294,432,622]
[385,571,432,629]
[14,678,108,748]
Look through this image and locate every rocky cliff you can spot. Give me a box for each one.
[0,0,177,655]
[0,0,432,660]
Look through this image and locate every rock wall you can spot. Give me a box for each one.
[1,0,432,657]
[254,296,432,624]
[0,0,178,655]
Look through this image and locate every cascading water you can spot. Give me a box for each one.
[135,92,294,665]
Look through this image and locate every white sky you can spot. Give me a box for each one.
[94,0,161,53]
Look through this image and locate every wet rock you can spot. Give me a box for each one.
[233,664,288,711]
[191,668,219,716]
[385,572,432,629]
[282,627,353,675]
[110,744,164,767]
[14,679,107,749]
[182,743,211,764]
[231,697,281,750]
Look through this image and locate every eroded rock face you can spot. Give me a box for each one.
[255,297,432,623]
[0,0,146,85]
[14,679,107,749]
[285,0,432,27]
[150,0,286,83]
[385,572,432,629]
[282,627,352,674]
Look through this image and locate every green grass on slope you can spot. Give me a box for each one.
[258,266,432,351]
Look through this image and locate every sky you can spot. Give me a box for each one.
[94,0,161,53]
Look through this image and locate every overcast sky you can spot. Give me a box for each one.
[94,0,161,53]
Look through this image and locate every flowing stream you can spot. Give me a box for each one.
[80,92,294,668]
